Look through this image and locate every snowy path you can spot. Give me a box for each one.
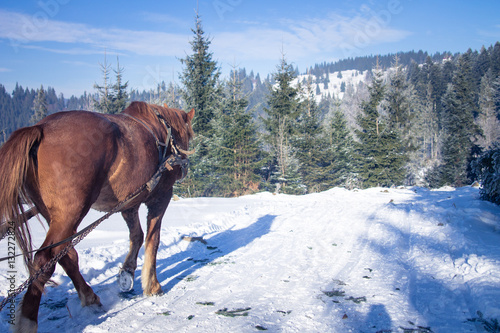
[1,187,500,332]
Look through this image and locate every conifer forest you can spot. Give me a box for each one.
[1,16,500,198]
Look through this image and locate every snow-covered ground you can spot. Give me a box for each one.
[2,186,500,332]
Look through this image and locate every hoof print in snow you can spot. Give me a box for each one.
[42,298,68,310]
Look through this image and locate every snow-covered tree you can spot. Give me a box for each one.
[31,85,48,124]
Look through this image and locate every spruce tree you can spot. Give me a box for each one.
[180,14,220,135]
[385,56,416,183]
[93,52,114,113]
[417,82,440,161]
[178,14,221,197]
[490,42,500,78]
[322,108,355,189]
[262,54,303,194]
[211,69,263,196]
[354,69,407,188]
[477,69,500,149]
[432,53,481,187]
[293,74,325,193]
[112,57,129,114]
[31,85,48,124]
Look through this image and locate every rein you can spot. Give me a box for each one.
[0,111,194,311]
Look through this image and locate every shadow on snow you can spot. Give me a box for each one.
[25,214,276,333]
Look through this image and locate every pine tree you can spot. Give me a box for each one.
[354,69,407,188]
[321,108,355,189]
[491,42,500,78]
[385,56,416,183]
[31,85,48,124]
[431,53,481,187]
[477,69,500,149]
[93,52,114,113]
[293,74,325,193]
[178,13,221,197]
[180,14,221,135]
[262,54,303,194]
[386,56,413,132]
[417,82,440,161]
[211,68,263,196]
[112,57,129,114]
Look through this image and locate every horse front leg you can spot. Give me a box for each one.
[142,188,172,296]
[118,207,144,292]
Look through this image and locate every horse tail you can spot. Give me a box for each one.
[0,126,43,272]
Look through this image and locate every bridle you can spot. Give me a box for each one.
[122,109,194,189]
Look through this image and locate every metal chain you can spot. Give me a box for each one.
[0,183,147,311]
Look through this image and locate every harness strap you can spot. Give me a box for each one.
[122,113,171,162]
[122,112,194,189]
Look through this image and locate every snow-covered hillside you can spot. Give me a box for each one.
[294,69,369,101]
[2,186,500,332]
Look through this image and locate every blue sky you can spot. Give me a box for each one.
[0,0,499,97]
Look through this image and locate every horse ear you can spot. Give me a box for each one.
[163,103,168,108]
[187,108,195,121]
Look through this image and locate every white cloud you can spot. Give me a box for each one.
[211,12,412,65]
[0,9,189,56]
[0,67,11,72]
[0,8,411,66]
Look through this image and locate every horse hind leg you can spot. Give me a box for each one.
[14,250,55,332]
[118,207,144,292]
[58,247,101,307]
[16,236,58,332]
[17,220,100,332]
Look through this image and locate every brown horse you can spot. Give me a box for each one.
[0,101,194,332]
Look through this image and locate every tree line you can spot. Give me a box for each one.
[176,15,500,196]
[1,14,499,197]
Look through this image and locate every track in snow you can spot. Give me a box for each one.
[1,187,500,332]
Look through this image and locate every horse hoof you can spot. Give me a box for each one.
[118,270,134,292]
[15,314,38,333]
[88,302,106,314]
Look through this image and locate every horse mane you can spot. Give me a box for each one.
[124,101,194,143]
